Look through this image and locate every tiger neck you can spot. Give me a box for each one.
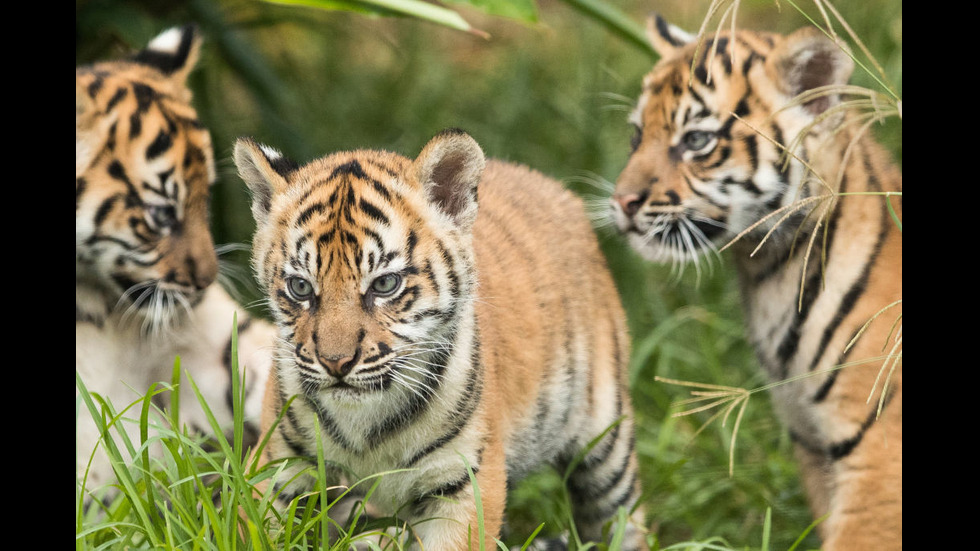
[730,128,897,382]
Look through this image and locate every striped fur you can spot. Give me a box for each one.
[611,16,902,550]
[75,26,276,500]
[237,130,646,548]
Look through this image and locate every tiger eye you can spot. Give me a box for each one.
[370,274,401,296]
[683,131,714,151]
[148,204,178,229]
[287,277,314,300]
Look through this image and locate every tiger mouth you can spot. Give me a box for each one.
[631,216,726,243]
[622,211,730,278]
[111,274,205,307]
[297,352,441,402]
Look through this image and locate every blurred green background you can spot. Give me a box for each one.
[76,0,901,547]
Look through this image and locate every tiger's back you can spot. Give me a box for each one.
[472,161,632,480]
[239,130,644,548]
[611,16,901,550]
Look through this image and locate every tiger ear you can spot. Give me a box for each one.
[234,138,299,225]
[766,27,854,115]
[646,14,695,58]
[132,24,203,88]
[413,129,486,230]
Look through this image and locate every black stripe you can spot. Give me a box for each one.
[297,202,328,226]
[771,178,844,377]
[93,195,120,227]
[105,87,128,111]
[568,436,633,501]
[86,76,104,98]
[358,198,390,226]
[743,134,758,173]
[133,25,197,75]
[413,469,473,510]
[811,369,839,403]
[146,129,173,159]
[655,15,685,47]
[808,179,888,373]
[717,98,749,139]
[330,160,367,181]
[574,468,638,521]
[704,145,731,169]
[308,395,359,452]
[269,155,299,178]
[812,326,860,403]
[403,349,484,467]
[370,178,392,201]
[828,390,895,460]
[364,343,453,448]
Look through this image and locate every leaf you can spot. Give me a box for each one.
[554,0,655,58]
[446,0,538,23]
[262,0,482,35]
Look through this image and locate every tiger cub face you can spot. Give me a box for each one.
[76,26,218,333]
[611,16,855,266]
[236,131,482,408]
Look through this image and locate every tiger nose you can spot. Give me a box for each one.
[320,355,355,378]
[613,191,648,217]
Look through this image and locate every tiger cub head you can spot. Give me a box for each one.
[235,130,484,406]
[76,26,218,332]
[612,16,855,265]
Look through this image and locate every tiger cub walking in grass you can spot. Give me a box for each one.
[610,17,901,550]
[76,26,276,501]
[236,129,646,548]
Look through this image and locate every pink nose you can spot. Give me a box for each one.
[614,192,646,217]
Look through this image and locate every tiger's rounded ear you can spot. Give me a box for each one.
[646,14,695,58]
[133,25,203,88]
[234,138,299,225]
[413,129,486,230]
[766,27,854,115]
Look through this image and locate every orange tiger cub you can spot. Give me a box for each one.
[236,130,646,548]
[76,26,276,503]
[610,16,901,550]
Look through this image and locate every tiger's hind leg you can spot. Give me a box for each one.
[564,414,646,550]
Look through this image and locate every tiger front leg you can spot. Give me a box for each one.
[406,443,507,550]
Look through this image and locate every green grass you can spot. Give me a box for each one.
[76,0,901,548]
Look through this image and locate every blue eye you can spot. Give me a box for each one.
[683,131,715,152]
[287,277,314,300]
[370,274,401,296]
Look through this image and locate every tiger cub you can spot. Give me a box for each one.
[610,16,901,550]
[76,26,276,498]
[236,129,646,548]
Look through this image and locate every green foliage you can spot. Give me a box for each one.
[76,0,901,548]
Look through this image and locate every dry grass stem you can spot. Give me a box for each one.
[656,376,751,476]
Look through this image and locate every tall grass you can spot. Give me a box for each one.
[76,0,900,548]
